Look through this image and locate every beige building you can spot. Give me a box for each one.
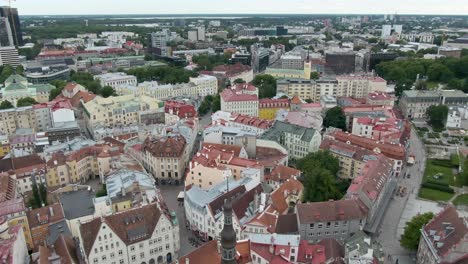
[141,135,188,185]
[320,138,379,179]
[0,75,53,106]
[399,90,468,119]
[46,144,116,187]
[0,106,36,136]
[83,94,160,132]
[277,75,387,101]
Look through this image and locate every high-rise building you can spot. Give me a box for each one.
[381,24,402,39]
[0,46,20,67]
[188,30,198,42]
[0,6,23,46]
[147,29,171,56]
[197,26,206,41]
[0,17,14,47]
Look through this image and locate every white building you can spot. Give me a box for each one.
[184,177,261,241]
[94,72,137,88]
[381,24,402,39]
[0,46,20,67]
[220,83,259,117]
[446,107,462,129]
[320,95,337,109]
[188,31,198,42]
[197,27,206,41]
[189,75,218,96]
[79,203,180,264]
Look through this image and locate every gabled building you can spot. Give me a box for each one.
[141,135,188,185]
[261,121,321,159]
[417,206,468,264]
[26,203,66,250]
[78,202,180,264]
[221,83,259,117]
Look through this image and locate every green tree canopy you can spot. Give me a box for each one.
[251,74,276,99]
[0,65,14,84]
[310,72,320,80]
[400,212,434,250]
[324,106,347,130]
[212,94,221,112]
[427,104,449,131]
[17,97,38,107]
[234,78,246,84]
[101,86,117,98]
[0,100,14,110]
[49,80,68,100]
[297,150,347,203]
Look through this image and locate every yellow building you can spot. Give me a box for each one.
[83,94,161,132]
[265,61,313,80]
[0,135,10,158]
[0,198,34,249]
[258,98,290,120]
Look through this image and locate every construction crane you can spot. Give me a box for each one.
[2,0,19,47]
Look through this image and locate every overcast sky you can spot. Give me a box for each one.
[12,0,468,16]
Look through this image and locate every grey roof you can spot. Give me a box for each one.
[106,170,155,199]
[59,190,95,219]
[46,219,72,245]
[261,120,317,142]
[402,89,468,98]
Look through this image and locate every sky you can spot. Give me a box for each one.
[11,0,468,16]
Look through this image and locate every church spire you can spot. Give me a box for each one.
[220,179,237,264]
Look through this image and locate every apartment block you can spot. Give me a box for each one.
[400,90,468,119]
[220,83,259,117]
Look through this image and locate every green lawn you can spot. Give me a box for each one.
[423,159,456,186]
[453,194,468,206]
[419,188,454,202]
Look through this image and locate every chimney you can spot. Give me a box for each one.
[49,206,54,217]
[185,259,189,264]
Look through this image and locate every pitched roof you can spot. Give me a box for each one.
[291,95,302,105]
[80,203,163,257]
[232,184,263,220]
[0,173,16,203]
[270,179,303,214]
[142,135,186,158]
[297,199,368,223]
[422,206,468,261]
[26,203,65,229]
[178,240,221,263]
[331,130,405,160]
[53,235,79,264]
[318,238,345,264]
[266,165,301,183]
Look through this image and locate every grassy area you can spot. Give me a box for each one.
[423,159,456,186]
[419,188,454,202]
[453,194,468,206]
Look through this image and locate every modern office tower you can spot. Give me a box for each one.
[0,46,20,67]
[0,6,23,46]
[147,29,171,56]
[188,30,198,41]
[197,26,206,41]
[0,17,14,46]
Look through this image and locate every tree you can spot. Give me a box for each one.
[415,80,428,90]
[96,184,107,197]
[427,105,449,131]
[15,65,24,75]
[297,151,345,203]
[427,63,454,83]
[324,106,346,130]
[400,212,434,250]
[251,74,277,99]
[100,86,116,98]
[234,78,246,84]
[0,65,13,84]
[212,94,221,112]
[310,72,320,80]
[49,80,68,100]
[0,100,14,110]
[17,97,38,107]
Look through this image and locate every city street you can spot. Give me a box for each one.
[158,185,201,258]
[374,127,431,263]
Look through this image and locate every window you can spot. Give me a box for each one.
[93,258,98,263]
[118,250,123,256]
[131,255,136,261]
[130,246,135,252]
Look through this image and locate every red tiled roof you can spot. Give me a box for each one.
[266,165,301,183]
[221,89,258,102]
[232,114,273,130]
[201,143,242,157]
[0,173,16,203]
[259,98,290,108]
[291,95,302,105]
[0,198,26,217]
[26,203,65,229]
[270,179,303,214]
[297,199,368,223]
[142,135,186,158]
[64,82,79,92]
[250,242,290,264]
[179,240,221,263]
[347,156,393,202]
[296,240,327,264]
[317,238,345,264]
[332,130,405,160]
[320,138,376,162]
[422,206,468,260]
[212,63,252,76]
